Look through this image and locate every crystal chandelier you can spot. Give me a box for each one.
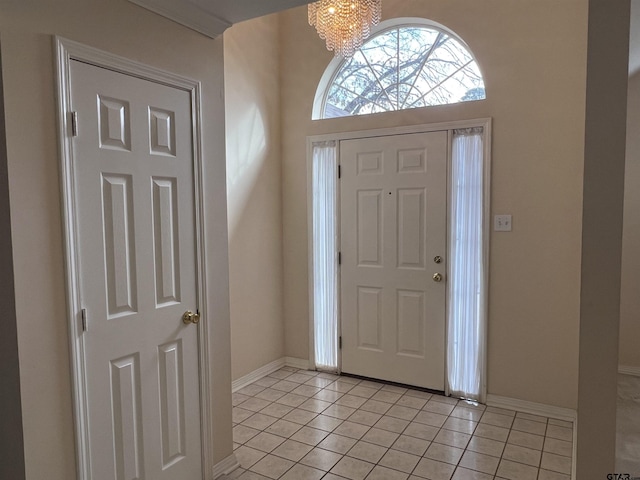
[308,0,382,58]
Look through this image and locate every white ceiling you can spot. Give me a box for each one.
[190,0,312,24]
[129,0,311,37]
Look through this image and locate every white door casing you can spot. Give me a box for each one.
[56,38,211,480]
[340,131,448,390]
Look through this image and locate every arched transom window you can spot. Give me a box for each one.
[314,20,486,119]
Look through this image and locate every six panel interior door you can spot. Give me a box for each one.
[340,131,448,390]
[70,59,203,480]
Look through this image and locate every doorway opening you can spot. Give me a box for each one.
[308,120,490,403]
[55,37,213,479]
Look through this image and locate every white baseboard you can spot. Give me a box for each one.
[232,358,285,393]
[231,357,312,393]
[619,365,640,377]
[285,356,311,370]
[486,394,577,422]
[212,453,239,479]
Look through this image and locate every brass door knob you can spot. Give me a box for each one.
[182,310,201,325]
[433,273,443,283]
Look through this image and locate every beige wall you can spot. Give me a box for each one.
[224,14,286,380]
[280,0,588,409]
[620,0,640,369]
[0,0,232,478]
[621,71,640,368]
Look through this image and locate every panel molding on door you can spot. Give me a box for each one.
[340,131,448,390]
[55,37,213,480]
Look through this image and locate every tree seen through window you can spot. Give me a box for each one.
[323,24,485,118]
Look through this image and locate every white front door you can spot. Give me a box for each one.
[340,131,448,390]
[70,60,203,480]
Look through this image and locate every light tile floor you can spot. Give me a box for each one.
[221,367,574,480]
[616,374,640,475]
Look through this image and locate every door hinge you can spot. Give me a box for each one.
[338,251,342,265]
[81,308,87,332]
[70,111,78,137]
[338,165,341,179]
[339,336,342,349]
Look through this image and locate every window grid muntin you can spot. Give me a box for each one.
[322,23,485,118]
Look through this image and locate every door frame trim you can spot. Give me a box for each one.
[54,36,213,479]
[307,118,492,401]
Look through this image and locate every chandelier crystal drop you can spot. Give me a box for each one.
[308,0,382,58]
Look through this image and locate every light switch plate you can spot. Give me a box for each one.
[494,215,512,232]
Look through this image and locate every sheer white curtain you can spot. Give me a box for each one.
[312,141,339,371]
[448,128,486,402]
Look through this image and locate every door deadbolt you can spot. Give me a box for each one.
[434,256,443,264]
